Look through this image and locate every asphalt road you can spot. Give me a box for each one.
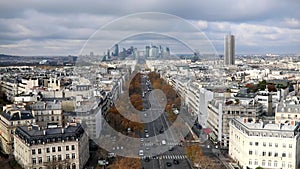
[139,74,192,169]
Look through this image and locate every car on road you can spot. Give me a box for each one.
[166,162,172,167]
[138,150,144,156]
[173,159,179,165]
[145,147,150,150]
[144,156,150,162]
[140,138,144,142]
[168,146,174,151]
[145,133,149,138]
[161,140,166,145]
[144,129,148,133]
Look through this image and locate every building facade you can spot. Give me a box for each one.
[224,34,235,65]
[14,123,89,169]
[229,117,300,169]
[29,101,63,128]
[0,104,35,155]
[207,97,263,148]
[276,103,300,124]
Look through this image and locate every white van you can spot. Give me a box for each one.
[161,140,166,145]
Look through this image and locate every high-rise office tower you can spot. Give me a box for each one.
[145,46,150,57]
[224,34,235,65]
[114,44,119,56]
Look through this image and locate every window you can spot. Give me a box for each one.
[72,163,76,169]
[274,161,278,167]
[269,142,272,147]
[32,149,36,155]
[58,155,62,161]
[255,150,258,155]
[255,142,258,146]
[71,145,75,150]
[66,154,70,159]
[268,152,272,156]
[283,143,286,148]
[66,146,69,151]
[288,152,292,158]
[262,160,266,166]
[72,153,75,159]
[46,148,50,153]
[38,149,41,154]
[254,159,258,165]
[249,160,252,165]
[67,165,70,169]
[263,142,266,146]
[52,155,56,161]
[282,153,286,157]
[274,152,278,157]
[288,163,292,168]
[289,144,292,148]
[275,143,278,147]
[58,146,61,152]
[52,147,56,152]
[47,156,50,162]
[249,150,253,155]
[282,161,285,168]
[268,160,271,166]
[249,142,253,146]
[32,158,36,164]
[262,151,266,156]
[38,157,42,164]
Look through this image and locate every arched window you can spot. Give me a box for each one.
[72,163,76,169]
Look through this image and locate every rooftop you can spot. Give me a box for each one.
[233,117,299,131]
[15,123,85,146]
[1,109,34,121]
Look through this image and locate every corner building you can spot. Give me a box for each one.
[14,123,89,169]
[229,117,300,169]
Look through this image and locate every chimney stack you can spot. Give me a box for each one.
[291,120,295,126]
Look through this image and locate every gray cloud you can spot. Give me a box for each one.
[0,0,299,55]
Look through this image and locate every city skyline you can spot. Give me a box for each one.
[0,0,299,56]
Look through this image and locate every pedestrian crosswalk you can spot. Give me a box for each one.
[142,142,183,146]
[141,154,187,160]
[143,142,154,146]
[166,142,183,146]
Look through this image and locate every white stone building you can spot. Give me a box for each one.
[229,117,300,169]
[14,123,89,169]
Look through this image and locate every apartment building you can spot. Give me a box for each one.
[29,101,63,128]
[0,78,18,101]
[229,117,300,169]
[14,123,89,169]
[275,103,300,124]
[207,97,263,148]
[0,104,35,155]
[185,82,214,127]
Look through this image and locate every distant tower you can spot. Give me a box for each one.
[224,34,235,65]
[145,46,150,57]
[114,44,119,56]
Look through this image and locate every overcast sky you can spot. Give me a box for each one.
[0,0,299,56]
